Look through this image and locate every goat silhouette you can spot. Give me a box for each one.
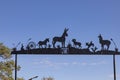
[72,39,82,48]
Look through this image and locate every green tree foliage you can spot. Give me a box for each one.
[0,43,24,80]
[0,43,11,59]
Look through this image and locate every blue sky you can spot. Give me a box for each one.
[0,0,120,80]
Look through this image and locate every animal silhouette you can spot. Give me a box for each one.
[38,38,49,48]
[52,28,69,48]
[86,41,94,49]
[98,34,111,50]
[72,39,82,48]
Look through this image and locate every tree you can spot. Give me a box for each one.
[0,43,24,80]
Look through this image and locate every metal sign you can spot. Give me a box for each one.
[11,28,120,55]
[11,28,119,80]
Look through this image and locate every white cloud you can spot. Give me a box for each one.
[72,62,80,65]
[89,61,107,66]
[33,58,56,67]
[81,62,87,66]
[33,58,108,69]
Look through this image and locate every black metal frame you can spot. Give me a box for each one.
[14,53,117,80]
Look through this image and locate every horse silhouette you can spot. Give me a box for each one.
[86,41,94,49]
[52,28,69,48]
[98,34,111,50]
[38,38,49,48]
[72,39,82,48]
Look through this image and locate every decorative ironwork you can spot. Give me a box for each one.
[98,34,111,50]
[86,41,94,49]
[52,28,69,48]
[11,28,120,55]
[38,38,49,48]
[72,39,82,48]
[10,28,119,80]
[27,41,36,50]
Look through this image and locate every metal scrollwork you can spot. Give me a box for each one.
[27,41,36,50]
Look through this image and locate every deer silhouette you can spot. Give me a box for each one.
[52,28,69,48]
[72,39,82,48]
[98,34,111,50]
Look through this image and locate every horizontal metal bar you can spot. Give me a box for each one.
[11,48,120,55]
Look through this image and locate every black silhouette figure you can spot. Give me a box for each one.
[52,28,69,48]
[38,38,49,48]
[98,34,111,50]
[91,46,98,53]
[72,39,82,48]
[21,44,24,50]
[86,41,94,49]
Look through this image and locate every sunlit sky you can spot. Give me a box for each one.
[0,0,120,80]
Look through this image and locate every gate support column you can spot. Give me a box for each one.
[15,53,17,80]
[113,54,116,80]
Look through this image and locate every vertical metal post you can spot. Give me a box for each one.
[111,39,117,80]
[15,53,17,80]
[113,54,116,80]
